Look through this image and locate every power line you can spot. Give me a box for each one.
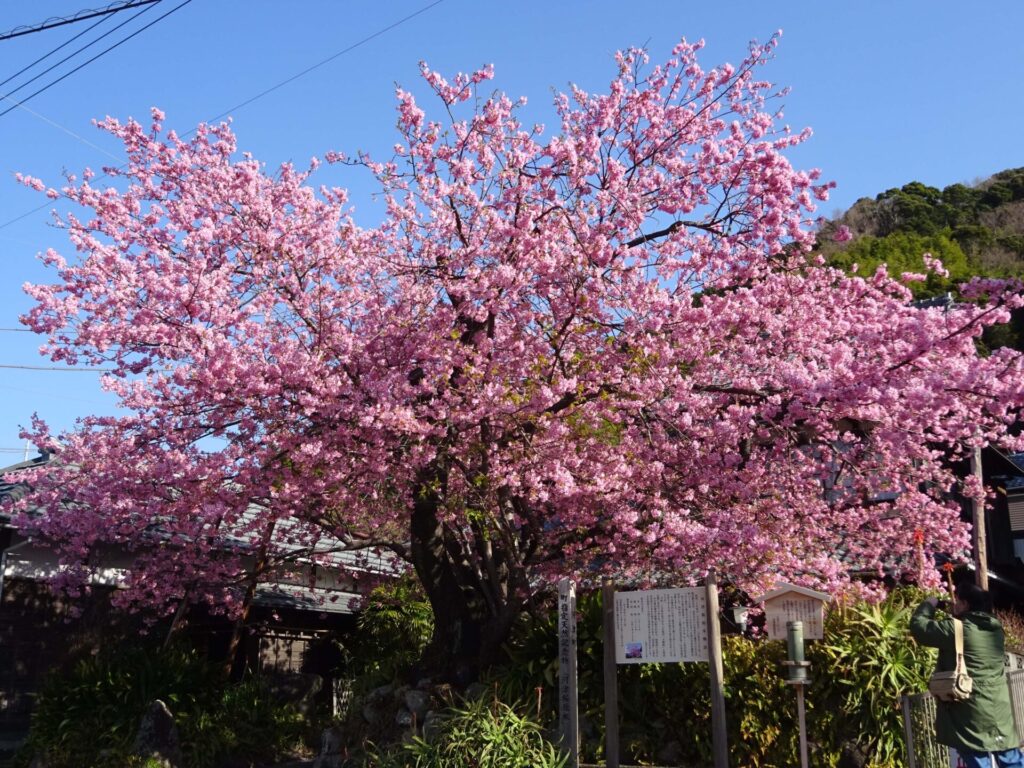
[0,364,115,372]
[0,0,192,120]
[0,0,160,42]
[0,0,162,108]
[206,0,446,124]
[0,96,123,161]
[0,0,443,232]
[0,7,117,91]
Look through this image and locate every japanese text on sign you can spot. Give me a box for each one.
[765,597,824,640]
[614,587,708,664]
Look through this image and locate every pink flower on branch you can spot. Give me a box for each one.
[10,35,1024,676]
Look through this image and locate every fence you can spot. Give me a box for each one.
[332,677,355,719]
[903,670,1024,768]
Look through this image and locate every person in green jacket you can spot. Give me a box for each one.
[910,581,1023,768]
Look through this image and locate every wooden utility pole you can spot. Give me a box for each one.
[970,446,989,590]
[705,570,728,768]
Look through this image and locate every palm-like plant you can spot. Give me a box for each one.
[811,588,936,766]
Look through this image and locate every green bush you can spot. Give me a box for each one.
[361,696,568,768]
[489,585,934,767]
[17,643,304,768]
[343,576,434,688]
[996,607,1024,653]
[810,587,936,767]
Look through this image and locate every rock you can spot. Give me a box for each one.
[265,672,324,716]
[463,682,489,701]
[132,699,182,768]
[361,683,395,725]
[422,710,444,743]
[656,739,683,766]
[312,725,345,768]
[839,741,869,768]
[394,708,415,727]
[365,683,395,705]
[403,689,430,721]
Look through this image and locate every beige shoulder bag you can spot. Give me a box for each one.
[927,618,974,702]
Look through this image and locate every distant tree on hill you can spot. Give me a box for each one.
[819,168,1024,350]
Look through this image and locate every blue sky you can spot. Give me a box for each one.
[1,0,1022,456]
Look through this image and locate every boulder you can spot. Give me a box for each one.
[394,709,415,727]
[132,699,182,768]
[422,710,444,743]
[361,683,395,725]
[403,689,430,721]
[312,725,345,768]
[265,672,324,716]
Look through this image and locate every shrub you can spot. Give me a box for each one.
[17,643,303,768]
[490,585,934,767]
[361,696,568,768]
[995,607,1024,653]
[343,576,433,688]
[810,587,936,767]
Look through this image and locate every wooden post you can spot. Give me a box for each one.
[705,570,728,768]
[557,578,579,768]
[970,446,989,590]
[602,579,619,768]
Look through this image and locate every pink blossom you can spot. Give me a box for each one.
[6,36,1023,658]
[833,224,852,242]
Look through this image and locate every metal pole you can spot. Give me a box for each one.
[785,620,810,768]
[796,684,809,768]
[602,579,619,768]
[705,570,728,768]
[970,446,989,590]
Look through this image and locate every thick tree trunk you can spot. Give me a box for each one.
[224,519,276,678]
[409,470,522,685]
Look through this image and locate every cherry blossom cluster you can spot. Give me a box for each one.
[6,35,1024,621]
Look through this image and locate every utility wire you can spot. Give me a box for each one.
[0,95,123,161]
[0,364,115,372]
[0,7,117,91]
[0,0,160,42]
[0,0,443,232]
[0,0,162,107]
[206,0,445,124]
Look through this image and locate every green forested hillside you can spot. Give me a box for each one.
[817,167,1024,349]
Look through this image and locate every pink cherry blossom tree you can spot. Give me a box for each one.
[10,35,1024,678]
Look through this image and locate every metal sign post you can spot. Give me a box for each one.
[783,620,811,768]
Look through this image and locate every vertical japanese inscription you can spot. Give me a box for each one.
[557,579,579,763]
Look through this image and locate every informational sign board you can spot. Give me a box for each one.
[755,584,830,641]
[613,587,708,664]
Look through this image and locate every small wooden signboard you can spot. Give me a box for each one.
[753,583,830,641]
